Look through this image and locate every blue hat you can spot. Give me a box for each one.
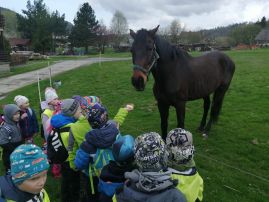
[10,144,50,184]
[87,103,108,129]
[112,135,134,163]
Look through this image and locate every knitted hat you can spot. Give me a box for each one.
[14,95,29,106]
[134,132,168,172]
[45,87,58,103]
[112,135,134,163]
[73,95,101,113]
[10,144,49,184]
[61,99,80,117]
[166,128,194,164]
[87,103,108,129]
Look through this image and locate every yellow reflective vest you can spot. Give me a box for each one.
[6,189,50,202]
[171,172,203,202]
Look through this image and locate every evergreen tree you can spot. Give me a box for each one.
[69,3,99,54]
[17,0,66,53]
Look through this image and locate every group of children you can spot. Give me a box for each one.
[0,86,204,202]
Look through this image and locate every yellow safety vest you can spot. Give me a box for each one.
[172,173,203,202]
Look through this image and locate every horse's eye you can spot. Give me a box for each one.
[147,47,153,51]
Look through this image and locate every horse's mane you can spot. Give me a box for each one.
[154,35,192,61]
[135,29,191,61]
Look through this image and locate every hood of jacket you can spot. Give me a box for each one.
[85,121,119,149]
[50,113,76,128]
[125,169,175,193]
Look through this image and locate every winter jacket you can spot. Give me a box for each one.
[50,114,76,149]
[114,169,187,202]
[99,161,136,199]
[0,107,23,170]
[74,121,119,170]
[69,108,129,170]
[19,108,39,139]
[0,175,50,202]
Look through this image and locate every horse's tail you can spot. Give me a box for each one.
[211,55,235,123]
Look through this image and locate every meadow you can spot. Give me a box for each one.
[0,48,269,201]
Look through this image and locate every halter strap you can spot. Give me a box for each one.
[132,44,159,76]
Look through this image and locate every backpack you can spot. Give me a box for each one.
[87,147,114,195]
[46,127,69,164]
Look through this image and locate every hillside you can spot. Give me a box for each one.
[0,7,20,38]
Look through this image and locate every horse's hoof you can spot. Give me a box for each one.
[202,133,208,139]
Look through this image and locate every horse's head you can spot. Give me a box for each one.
[130,25,160,91]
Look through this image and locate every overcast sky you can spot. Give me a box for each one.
[2,0,269,31]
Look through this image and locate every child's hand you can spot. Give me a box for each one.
[125,103,134,111]
[21,113,28,119]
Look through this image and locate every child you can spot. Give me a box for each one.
[99,134,136,202]
[0,104,23,172]
[14,95,39,143]
[50,98,81,202]
[115,132,187,202]
[74,102,134,201]
[166,128,204,202]
[41,87,61,141]
[0,144,50,201]
[68,95,101,170]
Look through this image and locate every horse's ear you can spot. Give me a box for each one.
[130,29,136,38]
[149,25,160,36]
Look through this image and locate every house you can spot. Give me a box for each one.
[8,38,31,51]
[255,29,269,47]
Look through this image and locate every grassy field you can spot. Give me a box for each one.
[0,49,269,201]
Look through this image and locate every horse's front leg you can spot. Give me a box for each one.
[175,101,186,129]
[157,101,170,140]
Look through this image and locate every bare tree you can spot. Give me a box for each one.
[170,19,184,44]
[110,10,128,49]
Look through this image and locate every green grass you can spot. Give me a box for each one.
[0,49,269,201]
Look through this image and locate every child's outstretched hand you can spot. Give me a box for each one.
[125,103,134,112]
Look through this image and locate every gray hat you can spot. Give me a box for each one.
[61,99,79,116]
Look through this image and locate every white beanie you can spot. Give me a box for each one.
[45,87,58,103]
[14,95,29,106]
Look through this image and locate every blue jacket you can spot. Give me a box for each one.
[50,114,76,129]
[75,121,119,170]
[19,108,39,138]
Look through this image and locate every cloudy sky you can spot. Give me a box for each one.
[2,0,269,31]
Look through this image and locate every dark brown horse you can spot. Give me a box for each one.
[130,26,235,139]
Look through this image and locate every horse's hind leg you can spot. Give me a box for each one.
[198,96,211,132]
[204,85,228,136]
[157,101,170,140]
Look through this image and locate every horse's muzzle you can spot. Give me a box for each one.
[131,76,145,91]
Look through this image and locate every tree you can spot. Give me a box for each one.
[69,3,99,54]
[17,0,66,53]
[96,20,109,54]
[229,23,261,46]
[110,10,128,48]
[260,16,267,28]
[169,19,183,44]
